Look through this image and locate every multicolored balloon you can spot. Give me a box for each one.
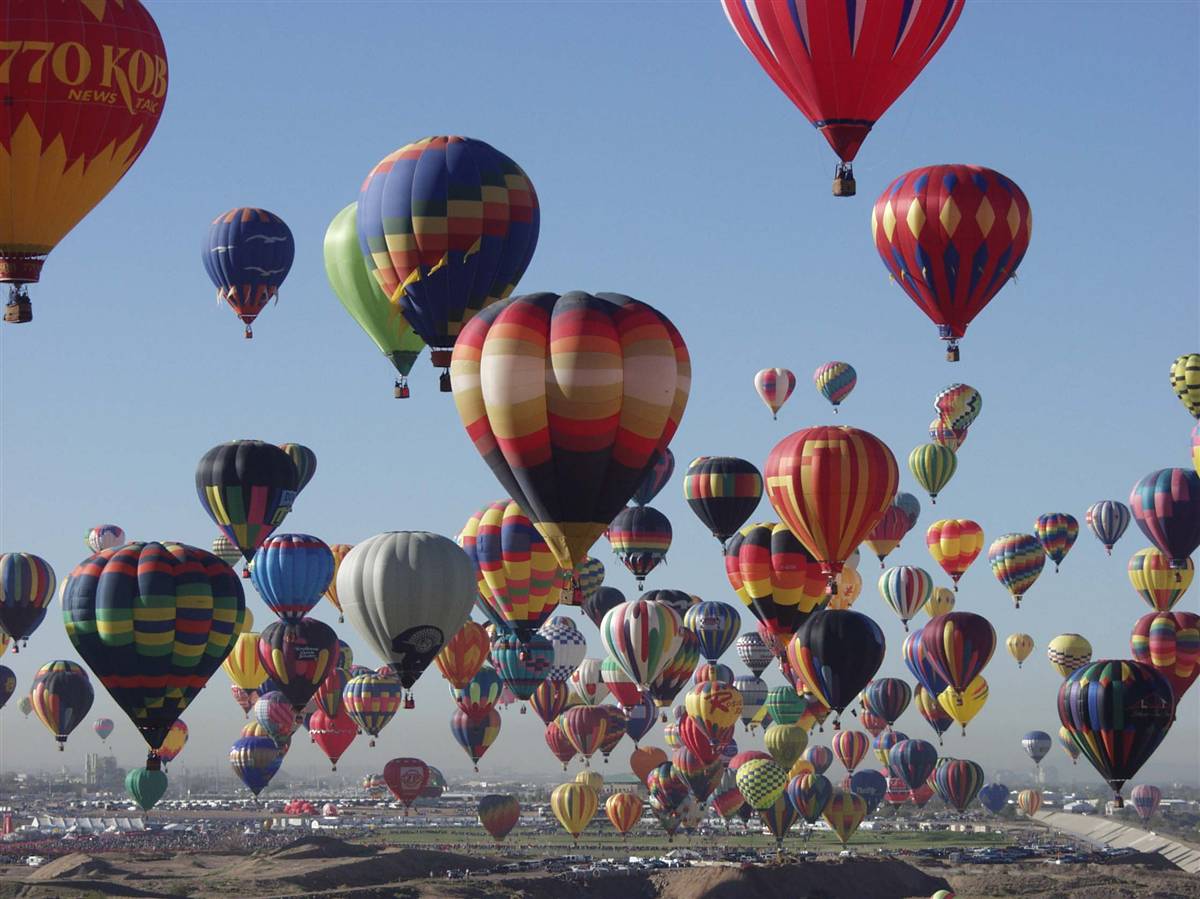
[450,708,502,771]
[632,450,675,507]
[1128,548,1193,612]
[479,794,521,843]
[908,444,957,504]
[1170,354,1200,418]
[1017,789,1042,817]
[0,552,55,650]
[601,599,684,688]
[257,618,340,713]
[608,506,673,586]
[863,678,912,727]
[434,621,491,691]
[682,456,763,547]
[1131,784,1162,823]
[988,533,1046,608]
[1058,726,1080,764]
[754,368,795,420]
[920,612,995,696]
[1047,634,1092,678]
[451,291,689,572]
[872,166,1032,360]
[230,725,284,796]
[933,759,984,812]
[832,730,869,773]
[682,601,741,663]
[342,673,403,746]
[1034,513,1079,572]
[786,610,886,723]
[250,534,334,621]
[383,757,430,809]
[877,566,934,630]
[605,791,643,835]
[1086,501,1131,556]
[86,525,126,555]
[202,208,295,338]
[551,782,599,840]
[823,790,868,845]
[1130,612,1200,703]
[1129,469,1200,569]
[813,362,856,411]
[724,522,827,639]
[30,661,93,750]
[925,520,984,589]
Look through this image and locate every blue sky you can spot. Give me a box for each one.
[1,1,1197,790]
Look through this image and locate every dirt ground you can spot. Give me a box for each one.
[0,836,1197,899]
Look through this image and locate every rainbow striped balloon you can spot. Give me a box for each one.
[1034,513,1079,572]
[813,362,857,411]
[988,533,1046,607]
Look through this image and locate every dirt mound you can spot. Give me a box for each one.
[651,859,949,899]
[266,835,375,860]
[220,846,491,893]
[926,860,1200,899]
[25,852,121,881]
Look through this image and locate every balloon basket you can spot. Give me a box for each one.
[832,176,856,197]
[439,371,451,392]
[244,325,253,339]
[394,379,410,399]
[3,294,32,324]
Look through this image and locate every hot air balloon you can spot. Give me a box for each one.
[988,533,1045,608]
[924,587,956,618]
[477,794,521,843]
[682,457,763,546]
[763,722,807,771]
[1128,548,1193,612]
[0,552,55,650]
[813,362,856,412]
[527,678,571,727]
[1131,784,1162,823]
[933,759,984,812]
[544,720,577,769]
[864,505,912,568]
[63,542,243,763]
[570,556,606,608]
[557,706,610,766]
[823,790,868,845]
[540,617,588,682]
[928,418,963,452]
[583,586,626,630]
[937,676,988,735]
[720,1,963,195]
[357,136,539,388]
[605,791,643,837]
[1130,469,1200,569]
[452,290,688,569]
[887,739,937,793]
[1087,501,1131,556]
[567,659,608,707]
[902,627,949,697]
[223,631,268,695]
[733,675,767,732]
[1022,731,1051,767]
[490,630,554,702]
[1058,660,1175,805]
[1058,726,1080,765]
[601,599,684,689]
[908,445,957,504]
[1193,424,1200,478]
[1017,789,1042,817]
[151,719,187,767]
[1034,513,1078,572]
[833,730,869,774]
[434,621,490,690]
[608,507,673,587]
[640,590,698,619]
[724,522,828,640]
[343,672,402,746]
[786,610,886,725]
[93,717,114,743]
[756,793,800,848]
[601,656,644,709]
[754,368,796,419]
[925,520,983,591]
[978,782,1009,814]
[736,633,773,678]
[462,500,564,636]
[683,601,741,663]
[685,681,742,747]
[250,534,334,622]
[1130,611,1200,703]
[210,535,242,568]
[85,526,126,555]
[765,426,899,593]
[195,441,299,573]
[878,566,934,631]
[633,449,675,507]
[1006,633,1034,668]
[0,0,167,322]
[202,208,294,337]
[324,203,425,396]
[29,661,93,750]
[550,782,598,841]
[309,708,356,770]
[920,612,995,699]
[648,628,701,712]
[451,709,501,771]
[872,731,907,768]
[1171,354,1200,418]
[735,757,789,810]
[872,166,1032,360]
[801,745,833,776]
[338,532,476,702]
[864,678,912,728]
[786,772,833,828]
[257,619,340,714]
[1047,634,1092,678]
[451,665,504,717]
[383,757,430,811]
[126,768,168,812]
[252,691,297,745]
[914,684,954,744]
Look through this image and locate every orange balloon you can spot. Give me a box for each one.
[630,746,669,785]
[926,519,984,588]
[434,621,490,690]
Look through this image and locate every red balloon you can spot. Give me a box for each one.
[721,1,964,189]
[872,165,1033,361]
[309,708,357,771]
[383,757,430,809]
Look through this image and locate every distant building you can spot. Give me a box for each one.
[84,754,125,791]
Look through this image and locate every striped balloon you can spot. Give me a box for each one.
[1058,725,1080,764]
[1034,513,1079,572]
[1130,469,1200,568]
[324,543,353,622]
[902,627,949,696]
[813,362,856,411]
[832,730,869,773]
[1086,501,1131,556]
[914,684,954,742]
[567,658,609,707]
[30,661,93,749]
[250,534,335,621]
[878,566,934,630]
[754,368,796,419]
[1130,611,1200,702]
[632,449,675,507]
[1017,789,1042,817]
[920,612,995,695]
[451,665,504,717]
[551,782,599,839]
[278,443,317,494]
[223,632,267,691]
[251,691,296,745]
[888,738,938,790]
[823,790,867,845]
[648,628,700,708]
[988,533,1046,607]
[764,426,899,589]
[601,599,683,688]
[908,444,957,504]
[1171,354,1200,418]
[734,675,767,729]
[1131,784,1162,823]
[863,678,912,726]
[434,621,490,690]
[467,500,563,634]
[342,673,403,745]
[211,535,243,568]
[864,505,912,568]
[571,556,605,608]
[933,758,984,812]
[682,456,763,545]
[758,793,800,846]
[601,656,643,707]
[736,633,773,678]
[683,601,741,663]
[872,730,907,767]
[450,708,501,770]
[528,679,572,726]
[724,522,827,639]
[1046,633,1092,678]
[925,519,984,589]
[0,552,56,648]
[934,384,983,432]
[450,292,689,574]
[1128,548,1193,612]
[608,506,673,586]
[86,525,126,554]
[544,720,577,768]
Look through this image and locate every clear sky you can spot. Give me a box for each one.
[1,1,1198,791]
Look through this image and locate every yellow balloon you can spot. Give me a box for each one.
[685,684,743,733]
[575,770,603,792]
[764,722,808,770]
[222,632,267,691]
[937,676,988,735]
[923,587,955,617]
[551,782,598,840]
[0,631,8,658]
[827,568,862,610]
[237,607,254,636]
[787,758,815,781]
[1046,633,1092,678]
[1006,633,1034,668]
[1128,548,1193,612]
